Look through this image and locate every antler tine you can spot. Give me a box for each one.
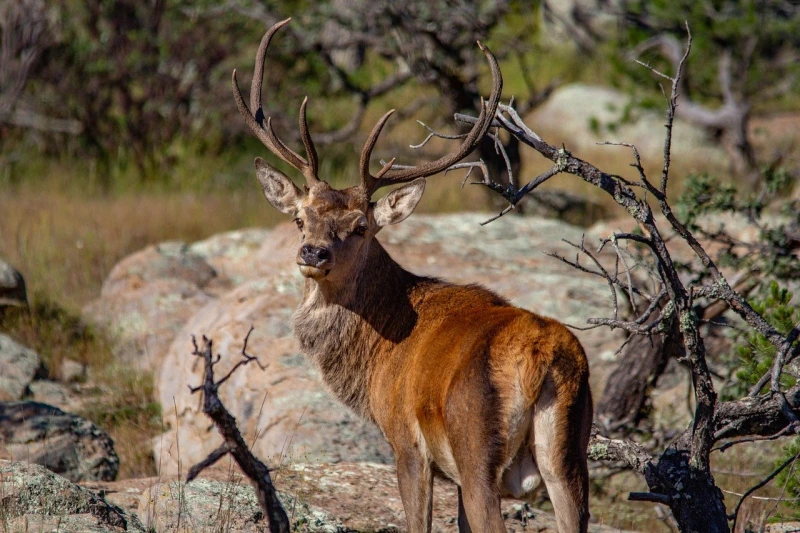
[250,18,290,124]
[299,97,319,180]
[359,42,503,198]
[359,109,396,193]
[232,70,279,153]
[232,18,320,186]
[264,115,317,180]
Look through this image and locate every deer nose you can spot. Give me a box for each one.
[300,245,330,266]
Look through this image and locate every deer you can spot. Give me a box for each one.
[232,19,592,533]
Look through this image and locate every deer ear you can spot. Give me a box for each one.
[254,157,303,216]
[373,178,426,227]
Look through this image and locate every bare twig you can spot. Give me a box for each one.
[712,424,797,453]
[771,325,800,393]
[720,488,800,502]
[188,326,267,393]
[545,238,655,304]
[490,130,515,190]
[730,450,800,531]
[409,120,466,149]
[661,22,691,195]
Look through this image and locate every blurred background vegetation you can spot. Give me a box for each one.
[2,0,794,196]
[1,0,799,493]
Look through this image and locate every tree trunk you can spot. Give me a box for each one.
[596,332,673,429]
[646,440,729,533]
[596,296,682,430]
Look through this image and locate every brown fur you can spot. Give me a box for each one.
[268,183,593,532]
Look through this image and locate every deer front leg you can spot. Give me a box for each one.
[395,449,434,533]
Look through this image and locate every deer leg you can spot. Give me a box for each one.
[453,443,506,532]
[457,474,506,533]
[533,377,591,533]
[395,450,434,533]
[457,486,472,533]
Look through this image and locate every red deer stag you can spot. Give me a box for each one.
[232,19,592,533]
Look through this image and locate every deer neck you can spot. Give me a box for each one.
[292,239,420,417]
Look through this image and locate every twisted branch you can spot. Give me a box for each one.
[187,332,289,533]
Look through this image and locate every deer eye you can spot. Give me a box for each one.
[353,225,368,237]
[294,218,304,231]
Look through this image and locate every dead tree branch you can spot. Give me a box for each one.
[187,331,289,533]
[587,431,653,474]
[628,32,757,181]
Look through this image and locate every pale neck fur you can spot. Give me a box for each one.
[292,239,422,418]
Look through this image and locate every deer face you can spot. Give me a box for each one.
[255,157,425,281]
[233,19,500,282]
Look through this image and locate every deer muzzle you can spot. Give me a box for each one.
[297,244,332,279]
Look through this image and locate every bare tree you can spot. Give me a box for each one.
[619,1,800,187]
[630,34,757,183]
[417,27,800,532]
[548,1,800,187]
[0,0,81,135]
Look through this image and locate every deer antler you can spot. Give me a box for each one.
[232,18,320,186]
[359,42,503,198]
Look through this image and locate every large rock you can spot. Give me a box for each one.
[0,401,119,482]
[0,333,44,401]
[530,83,728,170]
[0,460,143,532]
[150,214,618,475]
[0,258,27,308]
[156,275,395,475]
[83,228,282,372]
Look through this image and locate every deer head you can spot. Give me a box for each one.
[232,19,501,283]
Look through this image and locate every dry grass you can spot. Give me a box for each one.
[0,188,284,312]
[80,365,164,479]
[0,296,109,378]
[714,441,800,532]
[0,301,162,478]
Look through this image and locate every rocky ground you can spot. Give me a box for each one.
[3,459,637,532]
[2,212,632,531]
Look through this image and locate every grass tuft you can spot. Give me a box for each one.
[81,365,163,479]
